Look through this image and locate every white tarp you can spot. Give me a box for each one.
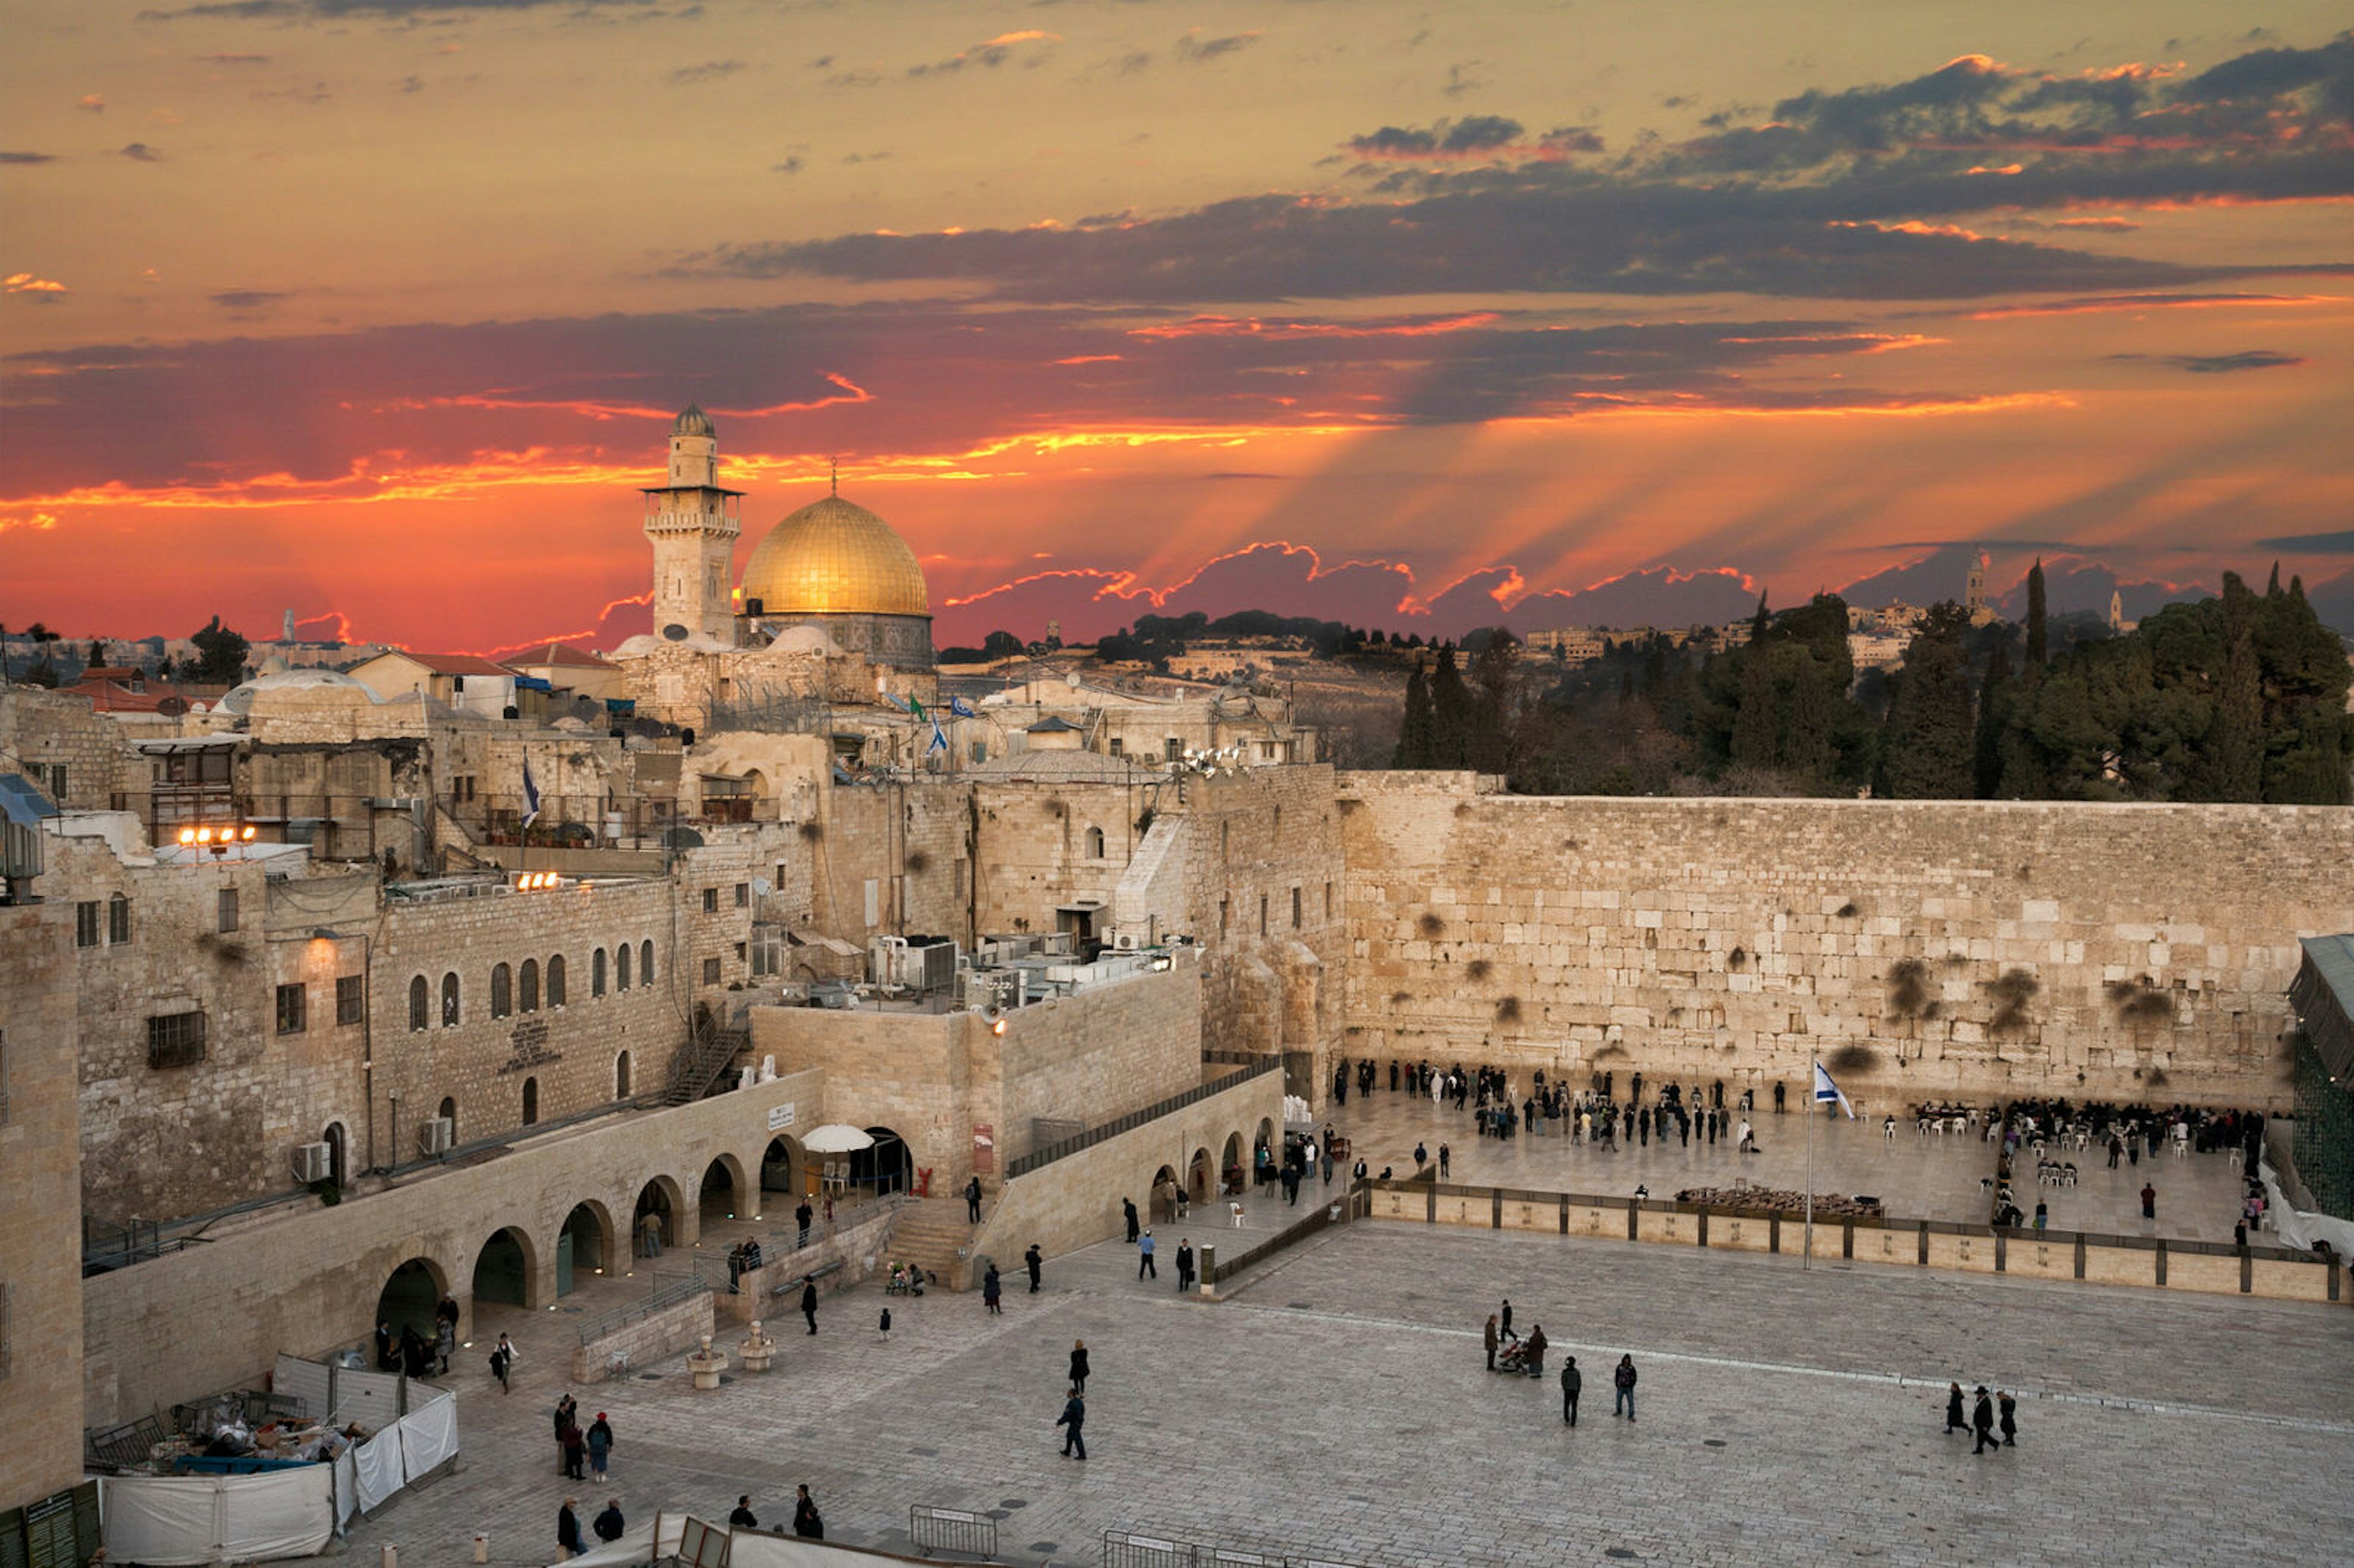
[101,1470,335,1566]
[729,1528,924,1567]
[333,1451,359,1528]
[399,1392,460,1478]
[351,1425,406,1513]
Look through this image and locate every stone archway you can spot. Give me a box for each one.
[1221,1132,1244,1194]
[699,1152,753,1224]
[1149,1163,1181,1223]
[470,1225,539,1309]
[761,1135,805,1200]
[1189,1145,1213,1200]
[375,1257,448,1352]
[633,1174,689,1257]
[851,1126,912,1197]
[558,1201,616,1295]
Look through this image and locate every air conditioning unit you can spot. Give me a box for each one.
[1111,931,1143,953]
[291,1141,332,1184]
[418,1116,455,1156]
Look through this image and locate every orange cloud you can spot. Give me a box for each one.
[1961,292,2337,319]
[1129,312,1502,340]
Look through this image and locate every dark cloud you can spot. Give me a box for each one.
[117,143,164,162]
[2257,529,2354,553]
[1498,566,1763,633]
[0,151,56,164]
[667,60,742,86]
[2167,349,2305,373]
[210,289,292,310]
[770,155,803,176]
[907,33,1059,78]
[1347,115,1525,157]
[1173,29,1259,64]
[1440,61,1484,99]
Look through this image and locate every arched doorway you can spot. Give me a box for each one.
[761,1136,804,1199]
[522,1076,539,1126]
[322,1123,348,1188]
[375,1257,446,1349]
[438,1096,457,1144]
[1189,1146,1212,1200]
[558,1202,614,1296]
[1150,1163,1180,1222]
[1221,1132,1244,1194]
[633,1175,685,1258]
[700,1154,751,1224]
[850,1127,911,1197]
[471,1227,536,1309]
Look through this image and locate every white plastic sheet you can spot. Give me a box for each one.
[351,1424,406,1513]
[728,1528,903,1567]
[399,1391,460,1479]
[101,1471,335,1566]
[333,1451,359,1528]
[554,1509,686,1567]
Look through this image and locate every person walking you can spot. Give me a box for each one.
[1414,1140,1428,1169]
[552,1393,578,1472]
[1998,1391,2018,1447]
[1024,1243,1043,1293]
[1068,1339,1090,1394]
[1485,1314,1499,1372]
[966,1174,984,1224]
[1945,1382,1967,1434]
[587,1412,613,1482]
[1560,1356,1582,1425]
[802,1278,820,1335]
[1971,1387,1999,1454]
[1122,1197,1140,1243]
[1613,1354,1638,1420]
[490,1333,516,1394]
[1438,1143,1451,1178]
[1500,1298,1513,1336]
[640,1210,663,1258]
[1523,1323,1548,1379]
[728,1498,758,1529]
[559,1415,585,1481]
[1056,1387,1087,1460]
[433,1314,455,1377]
[1175,1238,1195,1292]
[593,1499,625,1544]
[795,1200,813,1248]
[557,1499,584,1559]
[983,1263,1003,1314]
[1137,1230,1157,1279]
[877,1305,891,1341]
[2141,1182,2157,1220]
[793,1486,823,1539]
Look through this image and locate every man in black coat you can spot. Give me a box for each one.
[795,1200,813,1247]
[793,1486,823,1539]
[1560,1356,1582,1425]
[728,1498,758,1529]
[593,1499,625,1542]
[1056,1388,1087,1460]
[966,1174,984,1223]
[1175,1238,1195,1292]
[557,1499,584,1558]
[1122,1197,1140,1242]
[802,1279,819,1334]
[1024,1243,1043,1292]
[1971,1387,2000,1454]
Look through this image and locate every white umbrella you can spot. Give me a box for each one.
[799,1124,875,1154]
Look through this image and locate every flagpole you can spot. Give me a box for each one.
[1804,1062,1815,1270]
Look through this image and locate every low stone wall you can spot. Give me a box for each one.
[572,1292,715,1383]
[962,1070,1286,1289]
[1367,1179,2348,1306]
[712,1204,899,1325]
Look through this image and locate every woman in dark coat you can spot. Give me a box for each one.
[1945,1382,1966,1433]
[1068,1339,1089,1393]
[793,1486,823,1539]
[557,1499,584,1558]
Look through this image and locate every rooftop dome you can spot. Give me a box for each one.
[740,493,929,619]
[674,404,715,438]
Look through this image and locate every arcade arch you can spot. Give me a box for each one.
[560,1201,615,1293]
[634,1173,687,1255]
[761,1135,804,1199]
[699,1153,752,1224]
[851,1126,912,1197]
[471,1225,538,1308]
[375,1257,446,1345]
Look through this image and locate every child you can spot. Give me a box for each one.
[878,1306,892,1341]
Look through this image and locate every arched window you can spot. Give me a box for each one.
[408,976,429,1032]
[1085,825,1105,858]
[641,940,655,986]
[617,943,633,991]
[490,963,512,1019]
[521,1076,539,1126]
[440,972,460,1027]
[614,1050,631,1099]
[108,891,132,944]
[592,948,608,997]
[520,957,540,1013]
[438,1095,457,1144]
[547,954,566,1007]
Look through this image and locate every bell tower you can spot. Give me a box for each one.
[642,405,742,642]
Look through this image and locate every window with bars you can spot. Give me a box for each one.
[76,901,101,948]
[275,983,307,1034]
[218,888,240,934]
[148,1011,208,1068]
[547,954,566,1007]
[336,975,364,1026]
[108,893,132,945]
[702,956,722,985]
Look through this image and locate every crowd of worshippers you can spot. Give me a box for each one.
[1333,1055,1768,1150]
[1976,1098,2269,1230]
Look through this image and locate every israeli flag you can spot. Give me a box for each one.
[1812,1060,1854,1118]
[521,756,543,830]
[949,696,977,719]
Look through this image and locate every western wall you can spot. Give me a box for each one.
[1337,772,2354,1111]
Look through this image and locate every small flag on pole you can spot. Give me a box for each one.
[928,714,948,755]
[909,695,929,723]
[521,757,543,830]
[1812,1060,1854,1118]
[949,696,977,719]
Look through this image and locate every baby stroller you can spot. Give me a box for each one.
[1495,1331,1532,1375]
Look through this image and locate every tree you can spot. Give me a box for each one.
[1393,663,1434,767]
[1466,633,1517,775]
[188,616,251,683]
[1875,604,1976,798]
[1972,641,2013,797]
[1428,644,1472,767]
[2025,559,2048,670]
[1729,598,1777,771]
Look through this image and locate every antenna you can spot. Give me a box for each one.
[830,455,839,497]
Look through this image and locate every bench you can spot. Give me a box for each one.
[774,1260,845,1297]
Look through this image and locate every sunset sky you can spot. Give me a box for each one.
[4,1,2350,653]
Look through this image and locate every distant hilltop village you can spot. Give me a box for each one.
[2,407,2349,1480]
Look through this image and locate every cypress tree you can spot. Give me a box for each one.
[1780,654,1834,788]
[1429,644,1472,767]
[1393,663,1433,767]
[2025,560,2048,669]
[1973,641,2012,797]
[1875,607,1977,798]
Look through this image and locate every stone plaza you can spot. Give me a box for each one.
[352,1166,2354,1568]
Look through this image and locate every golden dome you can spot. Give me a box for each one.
[739,494,930,618]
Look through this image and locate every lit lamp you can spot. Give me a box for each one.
[177,823,256,857]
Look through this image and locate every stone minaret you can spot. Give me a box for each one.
[642,405,743,642]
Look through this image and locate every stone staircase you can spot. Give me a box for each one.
[888,1195,989,1288]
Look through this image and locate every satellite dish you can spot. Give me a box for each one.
[752,877,772,897]
[661,623,690,642]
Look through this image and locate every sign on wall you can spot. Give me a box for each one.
[768,1102,797,1132]
[973,1124,994,1174]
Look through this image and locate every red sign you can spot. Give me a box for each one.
[972,1124,995,1174]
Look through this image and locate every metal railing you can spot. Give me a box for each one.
[910,1504,997,1558]
[574,1268,710,1345]
[1105,1531,1372,1568]
[1007,1058,1281,1178]
[1206,1184,1367,1284]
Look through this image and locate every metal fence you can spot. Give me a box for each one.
[574,1269,711,1344]
[1104,1532,1371,1568]
[1007,1058,1282,1178]
[910,1504,997,1558]
[2293,1033,2354,1220]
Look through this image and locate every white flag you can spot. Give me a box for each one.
[521,756,543,830]
[1812,1060,1854,1118]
